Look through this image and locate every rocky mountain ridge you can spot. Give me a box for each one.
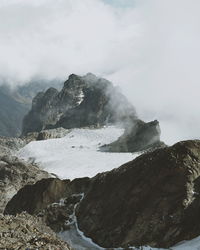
[22,73,164,153]
[5,140,200,249]
[22,73,137,135]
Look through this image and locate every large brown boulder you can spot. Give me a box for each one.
[5,177,90,215]
[76,140,200,248]
[4,178,70,215]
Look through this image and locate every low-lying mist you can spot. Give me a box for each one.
[0,0,199,145]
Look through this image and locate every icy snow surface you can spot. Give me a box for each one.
[18,126,136,180]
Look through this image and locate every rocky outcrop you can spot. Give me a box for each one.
[0,86,29,137]
[0,136,26,156]
[0,155,50,213]
[5,140,200,248]
[0,212,71,249]
[39,194,84,232]
[5,177,90,215]
[24,127,70,142]
[76,140,200,248]
[5,178,70,215]
[22,73,137,135]
[101,119,166,153]
[0,128,70,157]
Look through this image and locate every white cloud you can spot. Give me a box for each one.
[0,0,200,144]
[0,0,139,84]
[107,0,200,144]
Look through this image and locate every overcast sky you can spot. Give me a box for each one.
[0,0,200,144]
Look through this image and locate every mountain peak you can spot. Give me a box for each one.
[22,73,137,135]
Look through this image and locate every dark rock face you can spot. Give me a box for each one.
[22,73,137,135]
[76,140,200,248]
[5,178,70,215]
[0,212,71,249]
[101,119,166,152]
[0,155,50,213]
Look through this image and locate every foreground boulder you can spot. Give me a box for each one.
[0,212,71,249]
[0,155,50,213]
[101,119,166,152]
[22,73,137,135]
[5,177,90,215]
[6,140,200,249]
[77,140,200,248]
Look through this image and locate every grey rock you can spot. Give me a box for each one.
[20,127,70,144]
[0,212,71,249]
[0,136,26,156]
[36,127,70,141]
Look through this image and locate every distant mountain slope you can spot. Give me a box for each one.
[0,79,62,137]
[0,90,29,137]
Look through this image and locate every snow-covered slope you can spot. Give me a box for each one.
[18,126,135,180]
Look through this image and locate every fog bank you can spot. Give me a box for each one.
[0,0,200,144]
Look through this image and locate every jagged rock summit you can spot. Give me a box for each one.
[5,140,200,249]
[101,119,165,152]
[22,73,137,135]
